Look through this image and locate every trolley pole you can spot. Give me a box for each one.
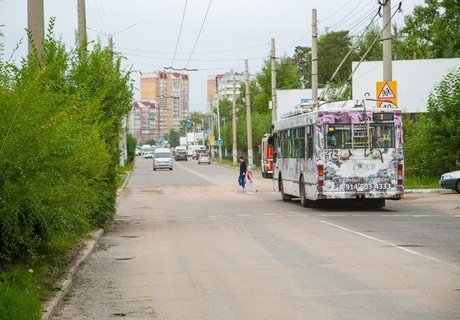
[245,59,253,167]
[232,70,238,164]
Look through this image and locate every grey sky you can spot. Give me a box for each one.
[1,0,423,112]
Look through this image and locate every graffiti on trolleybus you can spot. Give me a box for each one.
[272,100,404,207]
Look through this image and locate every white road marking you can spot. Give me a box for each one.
[320,220,459,269]
[183,216,196,219]
[236,214,250,217]
[208,215,224,218]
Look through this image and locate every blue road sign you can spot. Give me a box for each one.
[216,139,223,146]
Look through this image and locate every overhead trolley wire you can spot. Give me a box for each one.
[184,0,213,69]
[171,0,188,68]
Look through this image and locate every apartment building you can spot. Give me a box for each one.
[207,71,253,114]
[139,72,189,139]
[128,101,157,143]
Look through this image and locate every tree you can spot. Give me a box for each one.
[399,0,460,59]
[292,46,311,88]
[404,66,460,176]
[167,129,180,147]
[354,22,383,61]
[317,30,356,87]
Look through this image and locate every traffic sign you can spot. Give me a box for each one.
[376,81,398,108]
[216,139,223,146]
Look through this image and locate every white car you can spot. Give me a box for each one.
[153,148,173,171]
[197,154,211,165]
[143,151,153,159]
[439,170,460,193]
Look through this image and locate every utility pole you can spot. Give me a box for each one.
[27,0,44,62]
[271,38,277,122]
[217,99,222,161]
[245,59,253,167]
[382,0,392,81]
[232,70,238,164]
[108,34,113,52]
[78,0,87,52]
[311,9,318,105]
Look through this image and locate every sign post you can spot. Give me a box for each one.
[376,80,398,108]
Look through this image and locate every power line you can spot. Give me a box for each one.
[171,0,188,68]
[184,0,213,69]
[117,42,269,56]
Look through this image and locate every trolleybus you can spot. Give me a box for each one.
[272,99,404,208]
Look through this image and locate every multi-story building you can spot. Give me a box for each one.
[139,72,189,140]
[208,71,252,114]
[128,101,157,143]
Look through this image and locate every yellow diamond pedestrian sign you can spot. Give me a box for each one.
[376,81,398,109]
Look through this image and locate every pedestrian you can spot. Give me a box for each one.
[238,156,247,192]
[245,166,258,192]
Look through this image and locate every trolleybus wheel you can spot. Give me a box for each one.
[279,176,292,202]
[300,177,309,207]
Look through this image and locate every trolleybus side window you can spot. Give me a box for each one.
[306,125,313,158]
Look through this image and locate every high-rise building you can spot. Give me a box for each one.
[128,101,157,143]
[140,72,189,140]
[208,71,250,114]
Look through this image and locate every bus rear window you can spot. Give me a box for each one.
[325,124,394,149]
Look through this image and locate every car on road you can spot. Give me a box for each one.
[439,169,460,193]
[175,150,188,161]
[153,148,173,171]
[143,150,153,159]
[193,149,207,160]
[197,153,211,165]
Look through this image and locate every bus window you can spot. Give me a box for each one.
[326,125,351,149]
[371,124,394,148]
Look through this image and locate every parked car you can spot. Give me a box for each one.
[197,153,211,165]
[439,170,460,193]
[153,148,173,171]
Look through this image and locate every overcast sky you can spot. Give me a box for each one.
[1,0,424,112]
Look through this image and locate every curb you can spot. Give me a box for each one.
[41,229,104,320]
[41,170,133,320]
[405,188,455,194]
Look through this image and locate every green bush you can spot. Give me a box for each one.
[0,26,132,267]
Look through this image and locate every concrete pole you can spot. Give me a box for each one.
[232,70,238,163]
[382,0,392,81]
[27,0,44,62]
[217,101,222,161]
[78,0,87,52]
[311,9,318,105]
[245,59,253,167]
[271,38,277,122]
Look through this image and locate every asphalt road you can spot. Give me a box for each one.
[52,156,460,320]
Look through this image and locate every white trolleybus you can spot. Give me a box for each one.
[272,100,404,208]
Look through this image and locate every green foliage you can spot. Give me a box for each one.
[292,46,311,88]
[399,0,460,59]
[127,133,137,163]
[167,129,180,147]
[0,268,40,320]
[404,66,460,177]
[0,28,132,268]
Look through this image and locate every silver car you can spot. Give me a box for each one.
[197,154,211,165]
[153,148,173,171]
[439,170,460,193]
